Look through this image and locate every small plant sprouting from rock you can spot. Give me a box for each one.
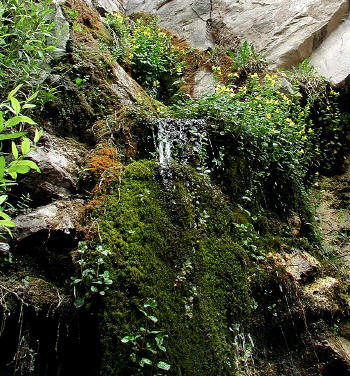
[71,242,113,308]
[228,41,266,76]
[121,299,171,375]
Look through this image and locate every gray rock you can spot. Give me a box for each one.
[303,276,342,312]
[51,0,71,58]
[126,0,214,49]
[13,200,85,243]
[111,62,144,106]
[193,69,216,98]
[310,15,350,86]
[316,336,350,371]
[284,251,320,283]
[126,0,349,68]
[82,0,126,15]
[17,132,87,205]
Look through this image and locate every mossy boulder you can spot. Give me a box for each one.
[91,160,265,375]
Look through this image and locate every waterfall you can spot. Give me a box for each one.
[153,118,207,182]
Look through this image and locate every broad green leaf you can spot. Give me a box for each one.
[26,91,38,102]
[148,315,158,323]
[121,336,131,343]
[0,111,3,132]
[0,131,27,141]
[10,160,40,172]
[11,142,18,160]
[8,172,17,180]
[157,361,171,371]
[7,85,23,101]
[21,137,31,156]
[139,358,152,367]
[0,157,6,180]
[34,128,43,144]
[0,218,15,228]
[5,115,36,128]
[74,297,85,308]
[0,210,13,221]
[10,97,21,115]
[7,164,30,174]
[22,104,36,110]
[90,286,98,292]
[0,195,8,206]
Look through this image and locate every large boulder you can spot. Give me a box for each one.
[16,132,87,206]
[12,200,85,244]
[126,0,349,68]
[310,15,350,86]
[126,0,213,49]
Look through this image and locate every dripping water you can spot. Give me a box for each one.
[153,118,207,185]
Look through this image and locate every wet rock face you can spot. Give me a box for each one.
[16,132,87,206]
[13,200,84,245]
[82,0,126,15]
[12,200,85,281]
[284,251,320,283]
[126,0,349,68]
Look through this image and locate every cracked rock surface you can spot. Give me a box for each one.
[126,0,349,68]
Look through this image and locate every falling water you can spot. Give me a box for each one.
[231,324,255,376]
[153,118,207,183]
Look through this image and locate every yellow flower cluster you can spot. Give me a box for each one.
[228,72,239,79]
[216,84,235,97]
[330,89,340,97]
[265,73,278,87]
[212,66,222,76]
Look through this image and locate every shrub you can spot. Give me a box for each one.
[104,14,186,99]
[0,85,42,236]
[0,0,57,100]
[228,41,266,77]
[169,71,342,214]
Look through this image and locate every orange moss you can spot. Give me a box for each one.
[63,0,112,41]
[88,142,122,192]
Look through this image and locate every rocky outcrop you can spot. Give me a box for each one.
[126,0,214,49]
[193,69,216,98]
[13,200,85,244]
[51,0,71,58]
[310,15,350,86]
[16,132,87,206]
[284,251,320,283]
[82,0,126,15]
[126,0,349,68]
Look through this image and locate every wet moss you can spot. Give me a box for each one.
[91,160,266,375]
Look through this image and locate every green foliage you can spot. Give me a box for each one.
[90,160,268,375]
[104,14,185,98]
[228,41,266,76]
[71,242,113,308]
[121,299,171,375]
[0,85,41,236]
[170,73,312,212]
[169,70,345,216]
[290,59,347,174]
[0,0,58,100]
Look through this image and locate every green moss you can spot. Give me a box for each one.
[90,161,270,375]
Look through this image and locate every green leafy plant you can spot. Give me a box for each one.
[104,14,186,99]
[169,71,334,215]
[228,41,266,76]
[121,299,171,375]
[0,85,42,236]
[0,0,57,99]
[71,242,113,308]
